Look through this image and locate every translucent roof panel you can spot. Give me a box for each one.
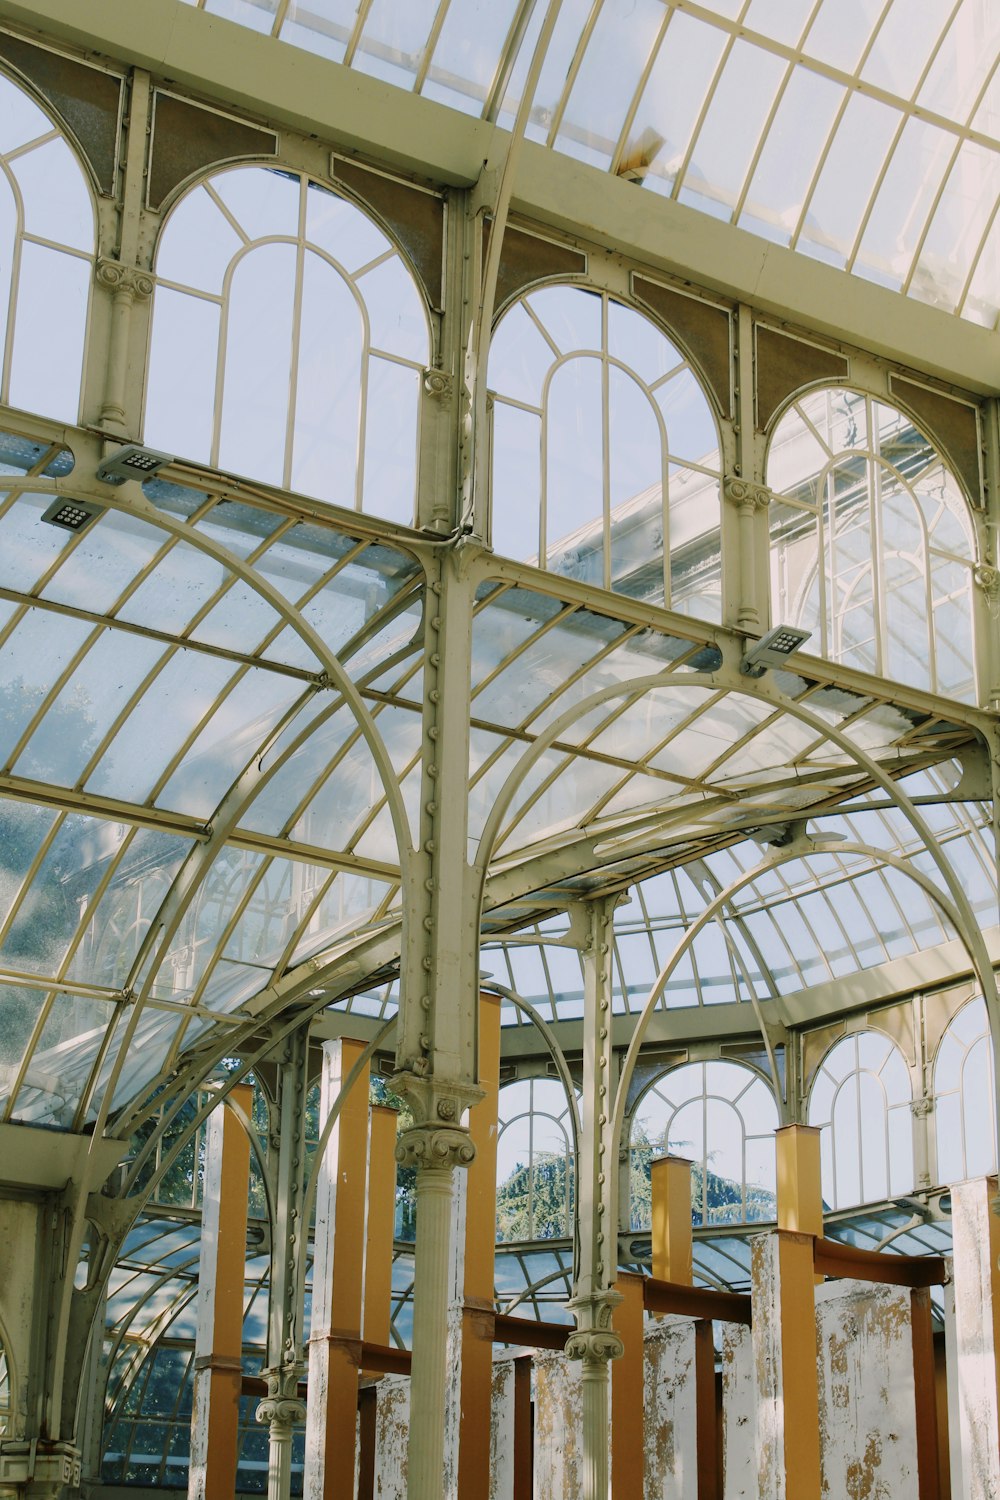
[0,467,421,1127]
[184,0,1000,327]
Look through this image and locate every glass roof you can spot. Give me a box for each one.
[0,430,988,1122]
[183,0,1000,328]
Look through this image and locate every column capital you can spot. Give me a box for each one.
[96,257,154,298]
[395,1121,476,1170]
[255,1395,307,1428]
[724,474,772,511]
[565,1291,625,1364]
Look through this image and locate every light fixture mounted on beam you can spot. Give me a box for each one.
[41,497,103,533]
[740,624,811,678]
[95,443,174,486]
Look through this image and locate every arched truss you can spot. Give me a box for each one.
[488,283,722,614]
[807,1030,915,1211]
[145,164,430,521]
[766,385,979,701]
[0,472,414,1144]
[0,70,94,423]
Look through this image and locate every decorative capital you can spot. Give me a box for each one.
[911,1097,934,1118]
[97,257,154,299]
[255,1396,307,1428]
[395,1122,476,1170]
[724,475,772,512]
[423,367,454,400]
[564,1289,624,1364]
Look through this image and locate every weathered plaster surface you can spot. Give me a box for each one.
[374,1375,410,1498]
[489,1353,516,1500]
[534,1349,585,1496]
[750,1234,784,1500]
[643,1315,697,1498]
[948,1177,1000,1500]
[722,1321,755,1500]
[815,1279,917,1499]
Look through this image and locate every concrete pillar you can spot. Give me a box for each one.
[721,1322,755,1500]
[947,1175,1000,1499]
[643,1316,699,1499]
[304,1037,371,1500]
[458,995,502,1499]
[750,1231,821,1500]
[815,1279,919,1497]
[651,1156,693,1283]
[189,1083,252,1500]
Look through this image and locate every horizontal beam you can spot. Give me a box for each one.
[643,1275,752,1326]
[813,1235,948,1289]
[3,0,998,393]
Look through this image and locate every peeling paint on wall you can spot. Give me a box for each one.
[374,1375,409,1498]
[722,1321,755,1500]
[814,1279,917,1499]
[534,1349,586,1496]
[948,1177,1000,1500]
[643,1315,697,1498]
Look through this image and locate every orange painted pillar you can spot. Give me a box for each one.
[457,993,502,1499]
[612,1272,646,1498]
[651,1155,693,1284]
[775,1124,823,1236]
[189,1083,252,1500]
[303,1037,371,1500]
[359,1103,398,1500]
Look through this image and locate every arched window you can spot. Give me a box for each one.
[935,996,996,1184]
[495,1077,575,1241]
[0,72,94,421]
[146,166,429,523]
[768,387,977,701]
[808,1031,914,1209]
[488,285,722,617]
[630,1060,778,1227]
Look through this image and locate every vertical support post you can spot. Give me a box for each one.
[751,1232,821,1500]
[694,1320,722,1500]
[651,1155,693,1284]
[458,994,502,1498]
[256,1030,309,1500]
[947,1175,1000,1499]
[357,1387,378,1500]
[364,1103,400,1353]
[566,897,624,1500]
[512,1356,533,1500]
[611,1273,645,1499]
[775,1124,823,1236]
[304,1037,371,1500]
[189,1083,252,1500]
[910,1287,941,1500]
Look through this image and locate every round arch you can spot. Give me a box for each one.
[764,384,979,700]
[145,163,430,522]
[806,1029,914,1210]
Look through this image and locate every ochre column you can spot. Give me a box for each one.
[189,1083,252,1500]
[651,1155,693,1283]
[364,1102,399,1351]
[458,993,502,1498]
[304,1037,371,1500]
[611,1272,646,1498]
[775,1124,823,1236]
